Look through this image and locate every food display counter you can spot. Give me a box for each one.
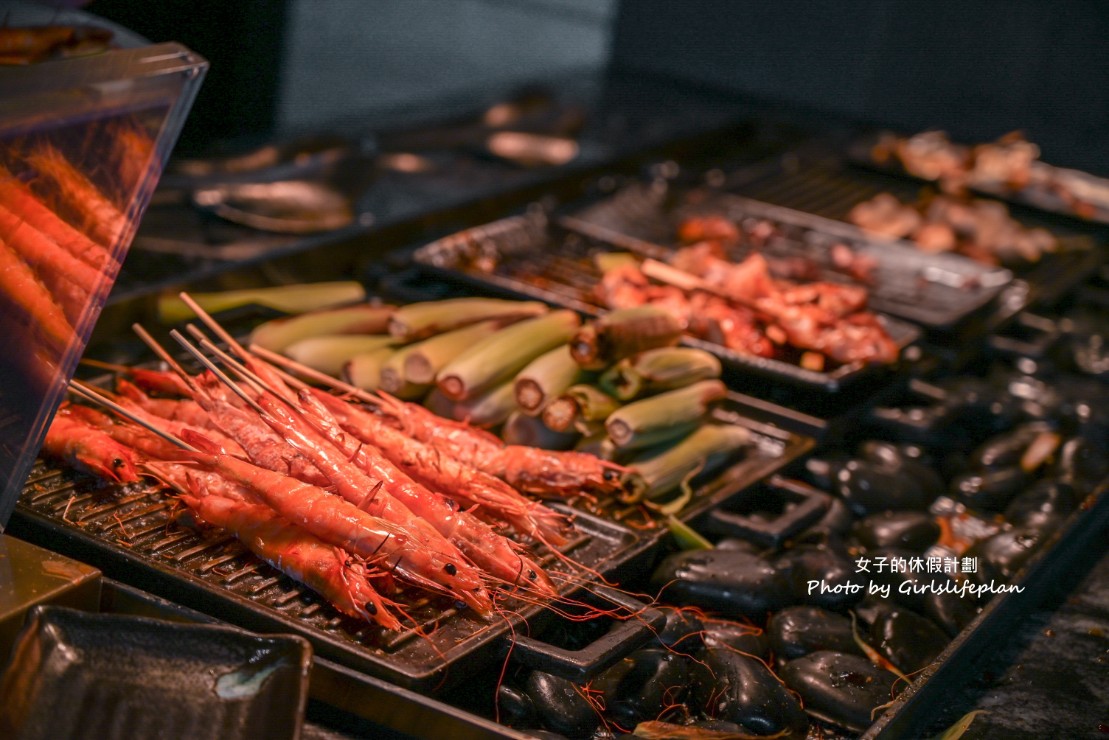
[0,5,1106,740]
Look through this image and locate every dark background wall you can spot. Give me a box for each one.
[85,0,1108,172]
[610,0,1109,171]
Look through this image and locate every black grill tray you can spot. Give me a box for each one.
[728,146,1104,312]
[566,182,1014,330]
[847,130,1109,227]
[411,210,921,392]
[10,387,810,694]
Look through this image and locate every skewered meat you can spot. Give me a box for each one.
[849,192,1057,264]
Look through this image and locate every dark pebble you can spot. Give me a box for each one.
[964,527,1048,584]
[1057,435,1109,486]
[692,648,809,738]
[496,684,536,727]
[653,606,704,651]
[828,459,939,516]
[524,671,599,739]
[776,545,868,609]
[701,618,771,660]
[651,549,792,620]
[768,606,863,661]
[780,651,897,732]
[866,603,949,674]
[797,497,856,544]
[951,466,1028,512]
[969,422,1054,471]
[1004,479,1078,530]
[853,511,940,552]
[605,648,689,727]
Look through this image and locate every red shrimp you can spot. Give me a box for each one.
[27,143,128,249]
[0,203,97,325]
[373,391,626,498]
[0,234,76,352]
[305,388,570,547]
[42,404,141,484]
[115,378,222,431]
[251,391,484,574]
[0,164,112,272]
[179,493,401,630]
[146,460,256,503]
[260,390,557,597]
[176,430,494,617]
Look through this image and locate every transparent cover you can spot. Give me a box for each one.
[0,42,207,528]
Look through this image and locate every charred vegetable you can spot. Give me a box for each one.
[388,297,547,342]
[606,379,727,451]
[599,346,721,401]
[570,306,683,370]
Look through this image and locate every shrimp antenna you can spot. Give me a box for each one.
[68,379,199,453]
[167,330,267,416]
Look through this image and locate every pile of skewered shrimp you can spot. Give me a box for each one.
[42,298,625,630]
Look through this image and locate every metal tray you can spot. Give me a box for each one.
[566,182,1014,329]
[411,211,921,392]
[0,604,312,740]
[8,382,811,695]
[848,131,1109,227]
[729,146,1104,313]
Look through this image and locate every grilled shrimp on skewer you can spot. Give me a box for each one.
[176,430,495,617]
[278,389,558,596]
[372,391,626,498]
[180,494,402,630]
[42,403,141,484]
[305,388,570,547]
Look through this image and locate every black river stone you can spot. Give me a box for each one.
[653,606,704,651]
[964,527,1047,584]
[951,466,1028,512]
[1004,479,1079,530]
[797,497,856,544]
[691,648,809,738]
[701,618,771,660]
[604,648,690,727]
[968,421,1055,471]
[496,684,536,727]
[865,603,949,674]
[650,549,792,620]
[780,651,897,732]
[524,671,599,739]
[775,545,868,609]
[825,459,939,516]
[768,606,863,661]
[1057,434,1109,486]
[853,511,941,552]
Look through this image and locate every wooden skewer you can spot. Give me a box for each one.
[67,379,199,452]
[167,329,268,417]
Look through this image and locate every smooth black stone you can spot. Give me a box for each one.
[701,619,771,660]
[827,459,939,516]
[867,604,949,674]
[1056,435,1109,486]
[691,648,809,738]
[965,527,1048,584]
[853,511,941,552]
[715,538,765,554]
[496,684,536,727]
[951,467,1028,512]
[605,648,690,727]
[780,651,897,732]
[651,549,792,620]
[654,606,704,651]
[859,440,932,470]
[921,587,982,637]
[1004,479,1079,529]
[968,422,1055,471]
[775,545,868,609]
[768,606,863,661]
[525,671,599,739]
